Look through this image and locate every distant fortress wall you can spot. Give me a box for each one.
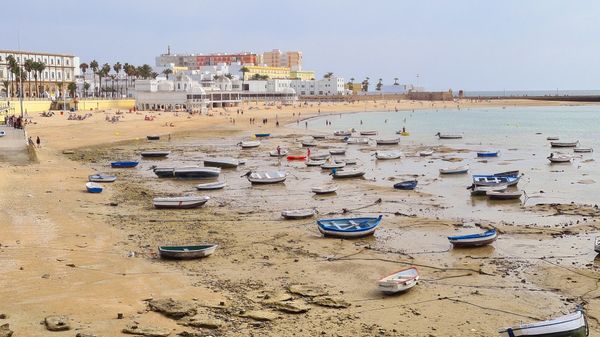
[407,90,454,101]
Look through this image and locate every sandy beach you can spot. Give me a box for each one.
[2,98,600,337]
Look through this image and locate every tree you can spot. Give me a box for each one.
[162,68,173,80]
[23,59,34,97]
[5,55,17,97]
[150,72,159,79]
[32,61,45,98]
[323,72,333,79]
[376,78,383,91]
[113,62,122,96]
[98,63,111,96]
[361,77,370,92]
[224,73,233,80]
[136,64,153,79]
[348,77,355,92]
[89,60,99,96]
[79,63,89,97]
[67,82,77,97]
[250,73,268,80]
[83,82,91,97]
[393,78,399,85]
[240,66,249,80]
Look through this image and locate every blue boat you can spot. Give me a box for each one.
[448,229,497,247]
[255,133,271,138]
[317,215,382,238]
[111,161,139,168]
[476,150,500,157]
[472,174,519,186]
[393,180,418,190]
[86,182,103,193]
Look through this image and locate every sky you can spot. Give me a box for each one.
[1,0,599,91]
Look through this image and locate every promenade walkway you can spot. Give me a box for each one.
[0,125,31,164]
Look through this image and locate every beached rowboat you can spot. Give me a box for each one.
[309,152,330,160]
[158,244,218,259]
[141,151,170,158]
[147,135,160,140]
[498,309,588,337]
[246,171,287,184]
[473,175,520,186]
[376,138,399,145]
[301,140,317,147]
[546,136,559,141]
[551,141,579,148]
[312,185,338,194]
[196,181,227,190]
[377,267,419,294]
[340,158,357,165]
[240,140,261,148]
[204,157,240,168]
[360,130,377,136]
[317,215,382,238]
[334,130,352,137]
[477,150,500,157]
[574,148,593,153]
[153,196,210,209]
[329,149,346,155]
[595,237,600,254]
[306,159,326,166]
[85,182,103,193]
[174,167,221,179]
[439,166,469,174]
[393,180,418,190]
[331,168,366,178]
[435,132,463,139]
[469,183,508,196]
[254,133,270,138]
[312,135,326,139]
[345,137,369,145]
[88,174,117,183]
[448,229,497,247]
[419,150,434,156]
[281,209,316,219]
[269,149,289,157]
[111,161,139,168]
[153,167,174,178]
[376,151,402,160]
[321,161,346,169]
[287,155,307,161]
[547,154,572,163]
[486,190,523,200]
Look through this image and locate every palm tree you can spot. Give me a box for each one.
[361,77,370,92]
[376,78,383,91]
[99,63,111,96]
[23,59,34,97]
[113,62,122,96]
[240,66,250,80]
[83,82,91,97]
[124,63,136,96]
[5,55,17,97]
[79,63,89,97]
[89,60,99,97]
[348,77,355,92]
[323,72,333,79]
[162,68,173,80]
[137,64,153,79]
[151,72,159,79]
[36,62,46,97]
[393,78,399,85]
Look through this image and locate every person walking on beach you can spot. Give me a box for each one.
[36,136,41,148]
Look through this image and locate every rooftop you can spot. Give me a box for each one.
[0,50,75,58]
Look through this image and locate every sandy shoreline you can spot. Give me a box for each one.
[2,98,600,336]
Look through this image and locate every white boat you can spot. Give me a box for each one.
[470,183,508,196]
[419,149,434,156]
[345,137,369,145]
[269,149,289,157]
[301,140,317,147]
[339,158,357,165]
[310,152,330,160]
[246,171,286,184]
[312,134,326,139]
[595,237,600,254]
[204,157,240,168]
[196,181,227,190]
[448,229,498,247]
[498,309,588,337]
[574,147,593,153]
[332,168,366,178]
[439,166,469,174]
[360,130,377,136]
[329,148,346,155]
[321,161,346,169]
[548,154,572,163]
[306,159,326,166]
[312,185,338,194]
[375,151,402,160]
[486,190,523,200]
[152,196,210,209]
[281,209,316,219]
[375,138,399,145]
[0,130,5,137]
[546,136,559,141]
[88,173,117,183]
[551,141,579,148]
[436,132,463,139]
[377,267,419,294]
[173,167,221,179]
[334,130,352,137]
[241,140,261,148]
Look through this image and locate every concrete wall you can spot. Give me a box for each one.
[2,99,135,114]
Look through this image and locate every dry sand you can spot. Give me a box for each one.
[1,98,599,336]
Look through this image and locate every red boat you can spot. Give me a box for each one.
[287,155,307,161]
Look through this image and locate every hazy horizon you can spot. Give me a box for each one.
[1,0,599,91]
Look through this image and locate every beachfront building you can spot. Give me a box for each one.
[156,49,258,69]
[0,50,80,98]
[242,65,291,80]
[262,49,303,70]
[290,76,347,96]
[290,70,315,80]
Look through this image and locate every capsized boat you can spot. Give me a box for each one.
[498,309,588,337]
[147,135,160,140]
[317,215,382,238]
[486,190,523,200]
[477,150,500,157]
[153,167,174,178]
[174,167,221,179]
[377,267,419,294]
[312,185,338,194]
[240,140,261,148]
[88,173,117,183]
[158,244,218,259]
[281,209,316,219]
[551,141,579,148]
[204,157,240,168]
[393,180,418,190]
[153,196,210,209]
[439,166,469,174]
[331,168,366,178]
[435,132,463,139]
[196,181,227,190]
[448,229,497,247]
[419,149,434,156]
[469,183,508,196]
[376,151,402,160]
[375,138,399,145]
[111,161,139,168]
[85,182,103,193]
[245,171,287,184]
[329,148,346,155]
[473,175,520,186]
[141,151,170,158]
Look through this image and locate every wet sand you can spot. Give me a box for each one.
[2,99,600,336]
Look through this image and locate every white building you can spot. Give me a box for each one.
[290,76,346,96]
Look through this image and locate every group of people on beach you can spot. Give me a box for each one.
[5,115,24,129]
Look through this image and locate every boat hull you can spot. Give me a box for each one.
[158,245,218,259]
[204,159,239,168]
[88,175,117,183]
[153,197,209,209]
[448,230,497,247]
[111,161,139,168]
[173,168,221,179]
[498,310,587,337]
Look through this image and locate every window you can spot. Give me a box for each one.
[66,59,70,66]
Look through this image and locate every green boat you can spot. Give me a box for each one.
[158,244,218,259]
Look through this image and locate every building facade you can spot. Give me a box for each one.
[243,65,291,80]
[0,50,80,98]
[262,49,303,70]
[290,77,346,96]
[156,52,257,69]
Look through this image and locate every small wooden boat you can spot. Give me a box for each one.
[551,141,579,148]
[377,267,419,294]
[141,151,170,158]
[111,161,139,168]
[439,166,469,174]
[321,161,346,169]
[493,170,520,177]
[477,150,500,157]
[473,175,520,186]
[287,155,307,161]
[241,140,261,148]
[345,137,369,145]
[376,138,400,145]
[435,132,463,139]
[281,209,316,219]
[154,167,174,178]
[269,149,289,157]
[574,147,593,153]
[312,135,326,139]
[419,149,434,156]
[245,171,286,184]
[331,168,366,179]
[329,148,346,155]
[376,151,402,160]
[498,309,588,337]
[317,215,382,238]
[306,159,326,166]
[486,190,523,200]
[204,157,239,168]
[334,130,352,137]
[86,182,103,193]
[254,133,270,138]
[174,167,221,179]
[153,196,210,209]
[309,152,330,160]
[340,158,357,165]
[360,130,377,136]
[196,181,227,190]
[0,130,6,137]
[301,140,317,147]
[548,154,572,163]
[393,180,418,190]
[312,185,338,194]
[469,183,508,196]
[595,237,600,254]
[88,174,117,183]
[147,135,160,140]
[158,244,218,259]
[546,136,559,141]
[448,229,497,247]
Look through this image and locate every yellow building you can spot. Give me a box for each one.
[262,49,303,70]
[346,82,363,95]
[290,70,315,80]
[243,65,291,80]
